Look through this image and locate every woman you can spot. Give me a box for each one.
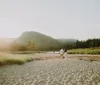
[60,49,65,59]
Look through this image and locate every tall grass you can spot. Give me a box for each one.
[0,52,33,65]
[67,48,100,54]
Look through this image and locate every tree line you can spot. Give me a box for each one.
[62,38,100,49]
[0,38,100,51]
[75,39,100,48]
[10,41,36,51]
[10,40,61,51]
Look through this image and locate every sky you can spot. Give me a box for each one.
[0,0,100,40]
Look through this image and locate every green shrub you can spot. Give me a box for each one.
[6,59,25,65]
[0,52,33,65]
[68,48,100,54]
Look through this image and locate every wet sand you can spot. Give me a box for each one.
[0,58,100,85]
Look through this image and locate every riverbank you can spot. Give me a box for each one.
[0,59,100,85]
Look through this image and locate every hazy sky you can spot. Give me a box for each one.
[0,0,100,40]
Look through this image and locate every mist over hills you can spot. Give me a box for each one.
[0,38,15,50]
[57,39,77,44]
[0,31,77,51]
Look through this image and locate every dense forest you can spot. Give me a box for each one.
[58,38,100,50]
[75,39,100,48]
[10,38,100,51]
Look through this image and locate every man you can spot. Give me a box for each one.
[64,48,67,53]
[64,48,67,59]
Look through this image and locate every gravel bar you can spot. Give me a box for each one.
[0,59,100,85]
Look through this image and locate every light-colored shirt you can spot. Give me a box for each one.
[60,49,64,55]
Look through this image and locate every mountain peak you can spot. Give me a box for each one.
[16,31,62,50]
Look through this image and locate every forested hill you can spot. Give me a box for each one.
[0,31,99,51]
[16,31,62,50]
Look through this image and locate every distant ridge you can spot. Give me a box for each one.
[57,39,77,44]
[16,31,62,50]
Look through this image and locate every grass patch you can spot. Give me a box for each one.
[67,48,100,54]
[0,52,33,65]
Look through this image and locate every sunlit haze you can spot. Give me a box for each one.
[0,0,100,40]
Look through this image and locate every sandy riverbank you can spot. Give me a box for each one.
[0,57,100,85]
